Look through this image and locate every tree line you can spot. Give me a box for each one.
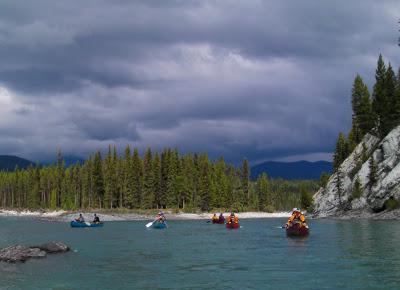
[0,147,318,212]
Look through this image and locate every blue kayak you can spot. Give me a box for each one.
[70,221,104,228]
[152,221,167,229]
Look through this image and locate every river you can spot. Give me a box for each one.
[0,217,399,289]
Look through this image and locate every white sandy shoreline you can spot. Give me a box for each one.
[0,209,291,222]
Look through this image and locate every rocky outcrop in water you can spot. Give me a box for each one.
[313,125,400,218]
[0,242,69,263]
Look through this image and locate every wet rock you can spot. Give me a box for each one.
[33,242,70,253]
[0,242,69,263]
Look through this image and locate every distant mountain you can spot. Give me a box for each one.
[0,155,36,171]
[41,155,85,167]
[63,155,85,167]
[251,160,332,180]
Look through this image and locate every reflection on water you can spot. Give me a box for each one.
[0,218,399,289]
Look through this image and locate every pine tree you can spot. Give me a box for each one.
[198,154,211,211]
[333,132,349,171]
[55,149,65,208]
[165,149,178,208]
[92,151,104,208]
[256,173,270,211]
[153,152,162,209]
[81,157,93,208]
[351,74,374,138]
[300,184,313,211]
[319,172,330,188]
[368,156,378,188]
[352,176,362,200]
[27,166,40,208]
[104,145,117,209]
[131,148,143,208]
[372,55,390,138]
[386,63,397,131]
[160,150,168,208]
[142,148,155,209]
[336,168,344,206]
[241,159,250,207]
[392,67,400,127]
[213,157,229,208]
[122,146,134,208]
[358,88,374,136]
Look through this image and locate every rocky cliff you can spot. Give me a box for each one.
[313,125,400,218]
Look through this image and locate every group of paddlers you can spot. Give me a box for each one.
[74,207,308,231]
[75,213,101,224]
[209,207,308,230]
[211,212,238,225]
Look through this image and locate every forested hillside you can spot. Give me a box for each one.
[0,148,317,212]
[0,156,35,171]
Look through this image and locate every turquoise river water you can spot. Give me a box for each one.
[0,217,400,289]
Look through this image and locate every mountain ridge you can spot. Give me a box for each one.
[251,160,332,180]
[0,155,36,171]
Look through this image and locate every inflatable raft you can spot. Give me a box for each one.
[70,221,104,228]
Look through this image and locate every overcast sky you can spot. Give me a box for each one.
[0,0,399,164]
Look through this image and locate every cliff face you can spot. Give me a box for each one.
[313,126,400,217]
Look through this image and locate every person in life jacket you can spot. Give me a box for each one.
[155,211,166,223]
[227,212,239,224]
[211,213,219,222]
[218,213,225,223]
[285,208,307,228]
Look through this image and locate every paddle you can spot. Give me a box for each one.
[85,222,91,226]
[145,219,157,228]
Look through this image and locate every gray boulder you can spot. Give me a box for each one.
[0,242,69,263]
[33,242,70,253]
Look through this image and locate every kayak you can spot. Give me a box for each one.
[286,223,309,237]
[70,221,104,228]
[226,222,239,229]
[212,220,225,224]
[152,221,167,229]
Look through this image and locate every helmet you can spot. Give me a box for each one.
[292,208,300,212]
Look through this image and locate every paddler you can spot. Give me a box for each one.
[227,212,238,224]
[75,213,85,223]
[218,213,225,223]
[211,213,219,223]
[92,213,100,223]
[155,211,166,223]
[285,208,307,229]
[234,214,239,224]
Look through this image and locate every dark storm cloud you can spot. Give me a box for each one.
[0,0,399,163]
